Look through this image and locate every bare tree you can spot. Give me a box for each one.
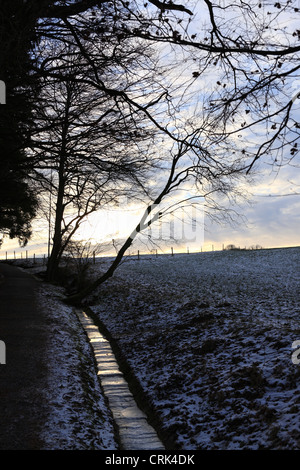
[37,1,299,173]
[8,1,300,178]
[66,130,249,303]
[30,38,160,281]
[28,1,252,298]
[15,1,298,300]
[119,0,300,171]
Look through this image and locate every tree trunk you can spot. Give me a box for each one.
[46,183,65,282]
[64,235,134,305]
[46,84,72,281]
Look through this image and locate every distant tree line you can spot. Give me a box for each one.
[224,244,263,251]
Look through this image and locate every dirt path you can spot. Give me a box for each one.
[0,262,50,449]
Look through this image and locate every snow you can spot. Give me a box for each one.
[20,246,300,449]
[35,282,118,450]
[86,247,300,450]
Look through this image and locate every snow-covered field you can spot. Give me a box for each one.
[14,246,300,450]
[86,246,300,450]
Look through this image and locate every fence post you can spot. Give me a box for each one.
[93,251,95,264]
[171,247,174,256]
[138,250,140,260]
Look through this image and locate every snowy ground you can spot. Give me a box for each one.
[33,282,118,450]
[85,247,300,450]
[17,246,300,450]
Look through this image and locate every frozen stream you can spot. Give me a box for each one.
[75,309,165,451]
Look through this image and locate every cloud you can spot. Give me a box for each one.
[204,185,300,250]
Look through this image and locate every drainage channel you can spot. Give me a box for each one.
[75,309,165,451]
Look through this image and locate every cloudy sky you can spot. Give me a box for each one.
[1,161,299,260]
[204,162,300,251]
[1,2,299,259]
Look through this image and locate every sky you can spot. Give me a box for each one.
[1,163,299,260]
[0,1,299,260]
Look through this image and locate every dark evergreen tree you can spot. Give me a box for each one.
[0,0,39,245]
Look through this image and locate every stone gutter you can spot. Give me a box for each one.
[75,309,165,451]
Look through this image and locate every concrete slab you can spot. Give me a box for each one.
[75,309,165,451]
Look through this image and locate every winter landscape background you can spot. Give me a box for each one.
[20,245,300,450]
